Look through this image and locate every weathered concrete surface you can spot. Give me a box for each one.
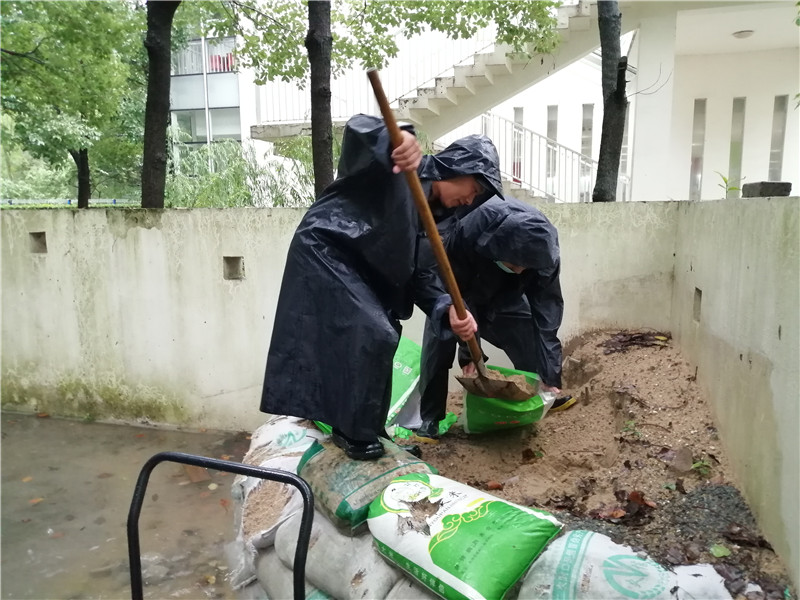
[670,198,799,587]
[1,208,304,431]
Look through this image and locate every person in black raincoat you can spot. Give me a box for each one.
[261,114,503,460]
[415,195,568,439]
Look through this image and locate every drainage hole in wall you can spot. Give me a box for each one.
[223,256,245,280]
[693,287,702,322]
[29,232,47,254]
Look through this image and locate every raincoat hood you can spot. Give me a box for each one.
[419,134,504,202]
[470,196,559,273]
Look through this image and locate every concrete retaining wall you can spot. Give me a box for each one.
[1,198,797,583]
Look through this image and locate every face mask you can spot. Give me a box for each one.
[495,261,516,274]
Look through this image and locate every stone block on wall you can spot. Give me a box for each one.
[741,181,792,198]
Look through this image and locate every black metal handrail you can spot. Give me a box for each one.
[126,451,314,600]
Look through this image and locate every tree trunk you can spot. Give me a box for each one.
[305,0,334,197]
[141,0,180,209]
[592,1,628,203]
[69,148,91,209]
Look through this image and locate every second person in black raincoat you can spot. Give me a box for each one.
[260,114,503,460]
[415,195,566,439]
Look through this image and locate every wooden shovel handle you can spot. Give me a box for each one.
[367,69,483,364]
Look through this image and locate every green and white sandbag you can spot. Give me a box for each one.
[368,472,563,600]
[462,365,555,434]
[519,530,732,599]
[297,438,436,534]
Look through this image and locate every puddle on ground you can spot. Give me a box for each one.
[1,413,252,599]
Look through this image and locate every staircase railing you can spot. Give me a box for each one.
[480,113,630,203]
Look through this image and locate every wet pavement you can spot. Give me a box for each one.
[1,412,252,599]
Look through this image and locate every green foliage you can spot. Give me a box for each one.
[622,420,642,438]
[709,543,731,558]
[691,458,712,478]
[715,171,745,195]
[193,0,560,86]
[1,1,145,198]
[1,114,73,199]
[165,137,319,208]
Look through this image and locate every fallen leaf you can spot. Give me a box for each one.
[36,413,50,418]
[220,454,232,460]
[219,499,230,512]
[29,498,44,505]
[710,543,732,558]
[135,433,145,438]
[521,448,536,462]
[675,478,687,494]
[486,480,503,491]
[21,476,33,482]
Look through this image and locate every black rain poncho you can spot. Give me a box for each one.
[418,195,564,422]
[260,114,502,441]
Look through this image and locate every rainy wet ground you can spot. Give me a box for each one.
[1,412,252,599]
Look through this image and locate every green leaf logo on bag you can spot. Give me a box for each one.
[601,555,669,599]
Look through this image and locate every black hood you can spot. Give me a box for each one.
[419,134,504,201]
[461,196,560,273]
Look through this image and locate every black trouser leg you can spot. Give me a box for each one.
[419,319,457,423]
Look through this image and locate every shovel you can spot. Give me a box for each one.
[367,69,536,402]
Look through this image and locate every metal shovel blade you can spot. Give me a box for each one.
[455,362,537,401]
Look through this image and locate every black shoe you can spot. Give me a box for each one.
[331,430,384,460]
[550,395,577,412]
[397,443,422,459]
[415,420,440,440]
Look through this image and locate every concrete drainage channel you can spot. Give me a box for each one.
[225,417,732,600]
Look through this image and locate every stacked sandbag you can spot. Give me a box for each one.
[228,416,325,589]
[519,529,732,599]
[231,417,572,600]
[273,509,401,599]
[297,437,436,534]
[368,473,563,600]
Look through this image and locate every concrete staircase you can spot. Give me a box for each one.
[392,1,621,140]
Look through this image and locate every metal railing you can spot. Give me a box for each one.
[127,452,314,600]
[480,113,629,203]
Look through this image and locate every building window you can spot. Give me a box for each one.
[580,103,593,202]
[173,109,207,143]
[727,97,746,199]
[689,99,707,201]
[769,95,788,181]
[512,107,523,182]
[546,105,558,180]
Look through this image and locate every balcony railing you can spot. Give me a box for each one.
[172,37,236,76]
[480,113,630,203]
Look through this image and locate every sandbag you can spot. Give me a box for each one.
[255,547,331,600]
[387,336,424,428]
[228,416,322,589]
[519,529,732,599]
[461,365,555,434]
[243,415,326,466]
[274,509,401,600]
[297,438,436,534]
[368,472,562,600]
